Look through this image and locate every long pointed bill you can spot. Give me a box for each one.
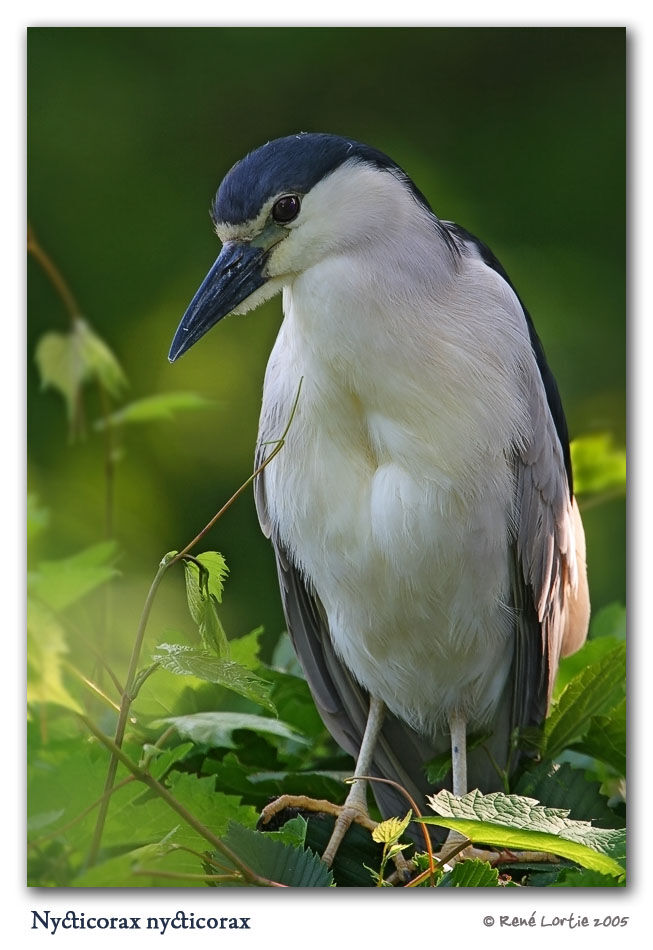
[168,241,267,362]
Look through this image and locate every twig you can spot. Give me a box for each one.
[86,378,303,867]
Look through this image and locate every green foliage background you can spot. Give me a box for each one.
[28,27,624,653]
[27,27,626,888]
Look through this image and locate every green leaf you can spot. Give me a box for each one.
[574,698,626,776]
[153,644,276,713]
[159,711,309,749]
[195,552,228,603]
[141,742,195,780]
[372,811,412,845]
[514,761,621,826]
[27,598,83,714]
[553,634,624,699]
[229,626,265,670]
[438,858,500,887]
[71,772,258,887]
[94,391,214,429]
[423,790,625,879]
[570,432,626,497]
[542,643,626,759]
[217,822,333,887]
[29,540,120,611]
[35,318,127,427]
[183,555,229,655]
[263,815,308,849]
[550,867,624,887]
[590,602,626,640]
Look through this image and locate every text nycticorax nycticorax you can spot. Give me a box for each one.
[169,132,590,865]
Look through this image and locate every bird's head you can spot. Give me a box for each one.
[168,132,433,361]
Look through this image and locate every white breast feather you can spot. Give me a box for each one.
[259,228,536,735]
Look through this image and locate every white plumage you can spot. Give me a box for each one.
[170,133,590,857]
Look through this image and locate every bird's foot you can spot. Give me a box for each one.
[258,793,411,878]
[259,793,377,836]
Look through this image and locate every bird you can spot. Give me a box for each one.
[169,132,590,865]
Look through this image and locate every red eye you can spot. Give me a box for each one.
[272,195,301,223]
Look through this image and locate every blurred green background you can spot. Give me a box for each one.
[27,27,625,671]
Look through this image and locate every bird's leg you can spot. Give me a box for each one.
[442,711,469,854]
[258,697,394,868]
[321,695,386,867]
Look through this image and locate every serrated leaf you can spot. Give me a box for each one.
[542,643,626,759]
[141,741,195,780]
[570,433,626,497]
[153,644,276,712]
[553,634,624,699]
[423,790,625,878]
[29,540,120,611]
[183,555,229,655]
[159,711,309,749]
[195,552,228,603]
[217,822,333,887]
[438,858,500,887]
[550,867,624,886]
[574,699,626,776]
[27,598,83,714]
[513,761,621,826]
[94,391,214,429]
[263,815,308,849]
[372,811,412,844]
[72,840,182,888]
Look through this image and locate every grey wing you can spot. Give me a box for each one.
[511,368,590,733]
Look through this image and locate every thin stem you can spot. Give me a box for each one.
[96,381,116,540]
[353,773,436,881]
[27,223,81,324]
[86,379,302,867]
[28,776,135,850]
[87,558,170,866]
[61,661,121,713]
[81,715,272,885]
[170,377,303,566]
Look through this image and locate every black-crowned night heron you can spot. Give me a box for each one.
[169,132,590,865]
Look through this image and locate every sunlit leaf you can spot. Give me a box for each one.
[153,644,276,713]
[570,433,626,497]
[372,811,412,844]
[35,318,127,430]
[141,741,195,780]
[229,626,265,670]
[159,711,309,749]
[574,699,626,777]
[423,789,625,878]
[195,552,228,604]
[94,391,214,429]
[29,540,120,611]
[542,643,626,759]
[183,555,229,656]
[590,602,626,640]
[27,598,83,714]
